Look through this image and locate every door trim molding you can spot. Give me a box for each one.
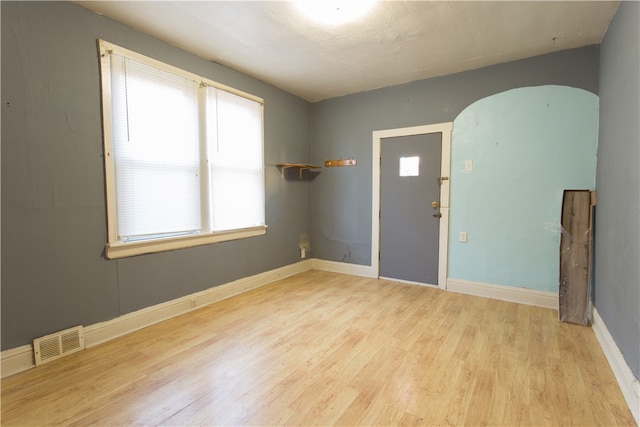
[372,123,453,290]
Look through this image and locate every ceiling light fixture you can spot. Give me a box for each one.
[294,0,377,26]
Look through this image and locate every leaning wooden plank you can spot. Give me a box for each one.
[559,190,592,325]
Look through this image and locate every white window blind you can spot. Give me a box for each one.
[100,40,266,258]
[207,88,265,231]
[110,55,201,241]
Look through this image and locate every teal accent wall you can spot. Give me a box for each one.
[449,86,599,291]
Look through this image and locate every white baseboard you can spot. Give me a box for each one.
[1,344,35,378]
[1,259,313,379]
[446,278,558,309]
[592,307,640,425]
[379,276,439,288]
[311,259,377,278]
[84,259,313,348]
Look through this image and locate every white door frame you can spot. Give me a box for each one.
[372,123,452,290]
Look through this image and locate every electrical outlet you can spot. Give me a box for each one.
[459,231,468,243]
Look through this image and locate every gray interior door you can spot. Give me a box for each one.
[380,133,442,285]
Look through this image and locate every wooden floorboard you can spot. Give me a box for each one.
[1,270,635,426]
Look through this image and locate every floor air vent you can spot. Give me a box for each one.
[33,326,85,366]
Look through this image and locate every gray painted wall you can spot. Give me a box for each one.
[311,46,599,266]
[595,1,640,380]
[1,1,313,350]
[4,2,633,378]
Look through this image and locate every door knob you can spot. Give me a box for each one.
[432,201,439,208]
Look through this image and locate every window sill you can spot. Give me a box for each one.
[105,226,267,259]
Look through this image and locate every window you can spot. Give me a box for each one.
[99,40,265,259]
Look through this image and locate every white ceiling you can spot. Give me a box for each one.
[76,1,620,102]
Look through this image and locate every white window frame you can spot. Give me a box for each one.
[98,40,266,259]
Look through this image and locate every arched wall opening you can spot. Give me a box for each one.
[448,85,599,293]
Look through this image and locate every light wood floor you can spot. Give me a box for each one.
[1,270,635,426]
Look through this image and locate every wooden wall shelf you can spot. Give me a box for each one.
[324,159,357,167]
[276,163,321,180]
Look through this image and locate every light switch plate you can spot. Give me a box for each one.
[459,231,468,243]
[464,160,473,171]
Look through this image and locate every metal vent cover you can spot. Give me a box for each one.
[33,326,85,366]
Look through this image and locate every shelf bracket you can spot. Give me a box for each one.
[276,163,321,180]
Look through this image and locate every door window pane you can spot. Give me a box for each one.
[399,156,420,176]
